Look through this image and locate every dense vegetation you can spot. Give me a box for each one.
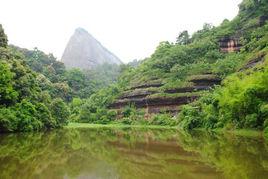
[0,26,122,132]
[72,0,268,135]
[0,32,70,131]
[1,0,268,135]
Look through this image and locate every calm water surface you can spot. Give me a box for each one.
[0,127,268,179]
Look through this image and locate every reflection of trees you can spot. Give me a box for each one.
[0,128,267,178]
[177,131,268,179]
[0,129,120,179]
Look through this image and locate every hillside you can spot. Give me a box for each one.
[1,0,268,134]
[0,24,126,132]
[76,0,268,134]
[61,28,122,70]
[0,25,70,132]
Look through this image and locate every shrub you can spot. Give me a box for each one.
[0,108,18,132]
[149,113,178,126]
[178,105,203,130]
[51,98,70,126]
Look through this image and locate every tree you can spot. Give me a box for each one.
[65,68,86,92]
[0,24,8,48]
[239,0,259,11]
[202,23,214,31]
[176,30,190,45]
[51,98,70,126]
[0,61,18,105]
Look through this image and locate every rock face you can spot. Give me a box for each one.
[61,28,122,70]
[109,74,221,117]
[239,53,266,71]
[219,37,242,53]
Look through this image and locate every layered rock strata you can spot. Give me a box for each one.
[219,37,242,53]
[109,74,221,116]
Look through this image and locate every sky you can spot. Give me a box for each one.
[0,0,242,63]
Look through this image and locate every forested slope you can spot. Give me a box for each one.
[0,25,70,132]
[76,0,268,134]
[0,26,122,132]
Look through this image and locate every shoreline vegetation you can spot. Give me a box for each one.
[66,123,263,138]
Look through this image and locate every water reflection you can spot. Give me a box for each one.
[0,127,267,179]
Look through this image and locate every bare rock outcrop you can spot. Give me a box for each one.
[219,37,242,53]
[61,28,122,70]
[109,74,221,116]
[239,53,266,71]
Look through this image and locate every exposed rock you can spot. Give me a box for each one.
[147,96,199,107]
[147,105,182,114]
[239,53,266,71]
[188,74,221,86]
[164,86,210,94]
[109,95,199,114]
[110,74,221,117]
[119,89,158,100]
[219,37,242,53]
[61,28,122,70]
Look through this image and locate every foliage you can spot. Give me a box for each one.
[0,24,7,48]
[0,32,70,132]
[0,61,18,105]
[179,62,268,130]
[71,0,268,131]
[78,85,120,124]
[51,98,70,126]
[176,30,190,45]
[2,0,268,132]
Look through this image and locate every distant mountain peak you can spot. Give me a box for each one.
[75,27,89,34]
[61,28,122,70]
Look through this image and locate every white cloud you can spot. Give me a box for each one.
[0,0,242,63]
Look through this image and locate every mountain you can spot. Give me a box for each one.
[77,0,268,133]
[61,28,122,70]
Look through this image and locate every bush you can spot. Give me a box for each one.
[51,98,70,126]
[15,100,43,131]
[0,108,18,132]
[178,105,203,130]
[149,113,178,126]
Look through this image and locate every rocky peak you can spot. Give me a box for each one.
[61,28,122,70]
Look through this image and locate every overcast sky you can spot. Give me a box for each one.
[1,0,242,63]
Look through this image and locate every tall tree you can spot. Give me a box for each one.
[0,24,8,48]
[176,30,190,45]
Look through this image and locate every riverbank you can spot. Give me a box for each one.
[194,128,263,138]
[66,123,178,129]
[66,123,264,138]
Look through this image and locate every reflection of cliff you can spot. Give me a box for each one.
[0,128,267,179]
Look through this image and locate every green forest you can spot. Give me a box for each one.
[0,0,268,137]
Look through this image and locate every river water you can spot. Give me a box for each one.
[0,127,267,179]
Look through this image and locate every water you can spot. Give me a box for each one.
[0,127,268,179]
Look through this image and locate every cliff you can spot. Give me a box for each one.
[109,74,221,116]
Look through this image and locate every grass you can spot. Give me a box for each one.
[221,129,263,138]
[66,123,264,139]
[195,128,263,138]
[148,91,202,98]
[66,122,178,129]
[187,74,219,81]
